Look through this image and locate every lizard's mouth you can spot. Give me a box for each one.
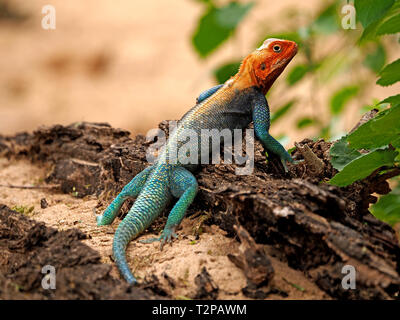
[272,43,297,72]
[258,54,297,94]
[272,58,286,69]
[291,42,298,56]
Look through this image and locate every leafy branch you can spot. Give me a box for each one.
[329,0,400,225]
[190,0,400,225]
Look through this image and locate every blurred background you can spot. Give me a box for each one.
[1,0,399,142]
[1,0,399,228]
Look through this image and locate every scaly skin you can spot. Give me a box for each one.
[96,38,298,284]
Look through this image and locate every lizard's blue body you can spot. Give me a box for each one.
[96,38,298,284]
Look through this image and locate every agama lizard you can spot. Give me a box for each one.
[96,38,298,284]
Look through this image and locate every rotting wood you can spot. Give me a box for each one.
[1,120,399,299]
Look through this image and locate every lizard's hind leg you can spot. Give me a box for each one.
[96,165,154,226]
[140,167,198,250]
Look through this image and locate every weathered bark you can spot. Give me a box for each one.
[1,121,399,299]
[0,205,163,299]
[193,267,219,299]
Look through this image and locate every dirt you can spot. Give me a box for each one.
[0,158,327,299]
[0,204,159,300]
[0,121,399,300]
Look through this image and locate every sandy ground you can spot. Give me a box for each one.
[0,157,330,299]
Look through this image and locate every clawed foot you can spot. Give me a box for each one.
[139,227,178,250]
[281,160,289,172]
[281,158,303,172]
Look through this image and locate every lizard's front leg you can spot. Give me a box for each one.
[140,167,198,249]
[252,94,293,171]
[196,84,223,104]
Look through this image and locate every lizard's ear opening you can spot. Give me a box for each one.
[252,54,272,82]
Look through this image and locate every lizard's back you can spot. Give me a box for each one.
[160,84,260,167]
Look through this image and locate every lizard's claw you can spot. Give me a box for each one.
[280,150,306,172]
[281,160,289,173]
[139,227,178,251]
[280,158,304,172]
[93,208,104,226]
[159,229,178,251]
[292,159,304,165]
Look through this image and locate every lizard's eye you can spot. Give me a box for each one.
[273,45,281,53]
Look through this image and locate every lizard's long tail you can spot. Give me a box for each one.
[112,167,171,284]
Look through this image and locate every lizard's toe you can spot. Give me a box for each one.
[139,237,160,244]
[96,215,103,226]
[160,239,167,251]
[94,208,105,226]
[139,228,178,250]
[160,228,178,250]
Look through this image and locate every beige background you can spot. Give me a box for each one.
[0,0,399,145]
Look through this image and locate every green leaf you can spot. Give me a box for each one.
[330,136,362,171]
[271,100,296,124]
[355,0,394,28]
[213,61,241,83]
[347,106,400,149]
[370,183,400,226]
[215,2,254,29]
[256,32,302,49]
[192,2,254,58]
[286,64,309,85]
[363,44,386,73]
[360,100,387,113]
[376,12,400,35]
[359,1,400,41]
[329,148,398,187]
[297,117,317,129]
[381,94,400,107]
[359,20,382,42]
[377,58,400,86]
[376,0,400,35]
[319,124,332,141]
[311,3,339,35]
[393,137,400,148]
[194,0,214,4]
[330,85,360,115]
[192,7,229,58]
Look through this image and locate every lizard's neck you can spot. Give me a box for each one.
[231,55,258,91]
[230,54,278,95]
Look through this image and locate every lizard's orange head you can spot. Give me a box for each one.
[249,38,298,93]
